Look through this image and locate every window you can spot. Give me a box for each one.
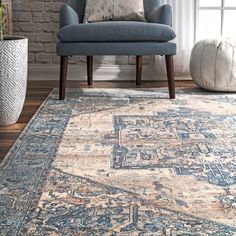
[195,0,236,41]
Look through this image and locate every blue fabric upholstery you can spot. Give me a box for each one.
[68,0,86,23]
[58,21,176,43]
[143,0,161,17]
[57,0,177,57]
[147,4,172,26]
[61,0,173,29]
[57,42,176,56]
[59,5,79,28]
[58,0,177,100]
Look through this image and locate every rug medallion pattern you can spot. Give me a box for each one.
[0,88,236,235]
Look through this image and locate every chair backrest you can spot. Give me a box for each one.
[69,0,162,23]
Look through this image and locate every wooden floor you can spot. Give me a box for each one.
[0,80,196,162]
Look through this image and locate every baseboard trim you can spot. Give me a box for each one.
[28,64,191,81]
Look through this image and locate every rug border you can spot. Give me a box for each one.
[0,88,56,168]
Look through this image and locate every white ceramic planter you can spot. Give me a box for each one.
[0,36,28,126]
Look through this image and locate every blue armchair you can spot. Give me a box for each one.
[57,0,177,100]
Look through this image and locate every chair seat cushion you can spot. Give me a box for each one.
[58,21,176,43]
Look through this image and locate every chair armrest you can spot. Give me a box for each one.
[60,5,79,28]
[147,4,172,26]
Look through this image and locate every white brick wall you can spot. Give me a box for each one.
[12,0,151,65]
[13,0,65,64]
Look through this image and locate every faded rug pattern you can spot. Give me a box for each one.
[0,88,236,235]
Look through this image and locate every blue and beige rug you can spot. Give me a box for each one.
[1,88,236,235]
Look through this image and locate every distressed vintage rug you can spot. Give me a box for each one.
[1,88,236,235]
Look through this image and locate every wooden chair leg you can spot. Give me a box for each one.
[87,56,93,86]
[165,55,176,99]
[59,56,68,100]
[136,56,143,86]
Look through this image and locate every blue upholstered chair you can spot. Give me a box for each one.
[57,0,177,100]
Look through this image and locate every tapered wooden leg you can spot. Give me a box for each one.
[87,56,93,86]
[59,56,68,100]
[136,56,143,86]
[165,55,176,99]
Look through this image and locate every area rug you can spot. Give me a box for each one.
[1,88,236,235]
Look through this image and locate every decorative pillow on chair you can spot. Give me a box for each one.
[83,0,146,23]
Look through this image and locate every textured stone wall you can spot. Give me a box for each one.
[12,0,151,65]
[12,0,66,64]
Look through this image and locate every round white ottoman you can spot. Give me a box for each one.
[190,38,236,92]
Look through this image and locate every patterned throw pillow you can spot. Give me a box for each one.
[83,0,146,23]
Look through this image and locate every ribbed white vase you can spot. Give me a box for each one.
[0,36,28,126]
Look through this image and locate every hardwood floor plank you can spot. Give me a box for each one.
[0,80,196,162]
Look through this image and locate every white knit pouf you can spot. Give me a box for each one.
[190,38,236,92]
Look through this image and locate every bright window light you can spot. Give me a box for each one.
[225,0,236,7]
[199,0,221,7]
[196,0,236,41]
